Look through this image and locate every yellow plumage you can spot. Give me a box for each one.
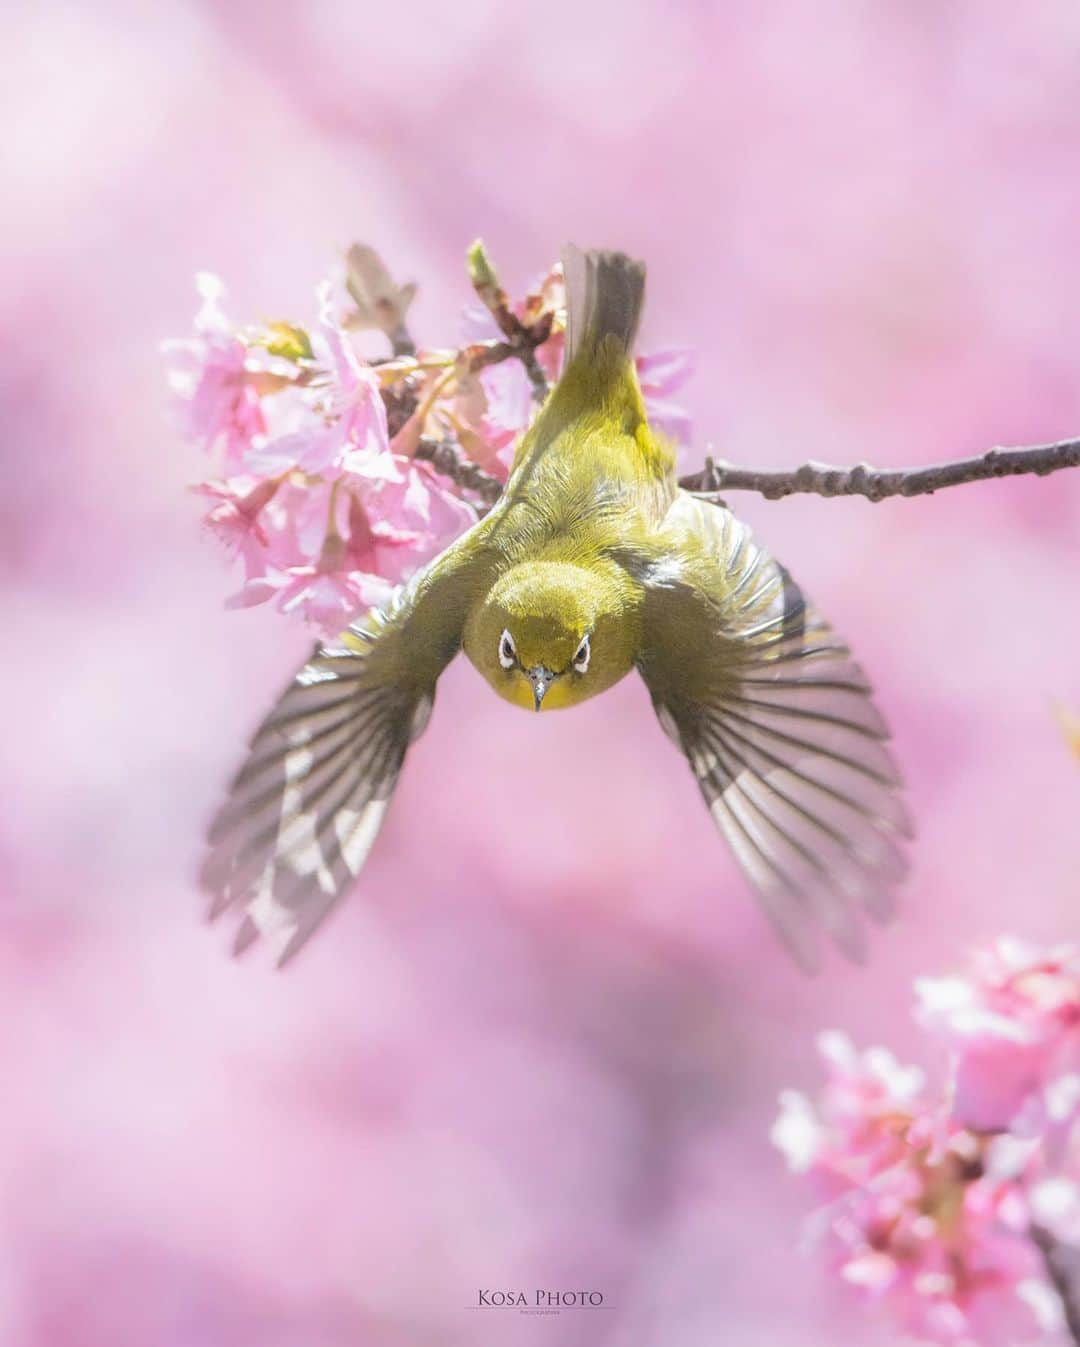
[463,252,670,711]
[202,246,911,969]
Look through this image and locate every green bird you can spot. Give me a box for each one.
[202,247,911,968]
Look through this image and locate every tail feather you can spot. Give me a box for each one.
[562,245,646,364]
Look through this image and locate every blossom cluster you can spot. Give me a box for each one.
[164,244,692,635]
[774,939,1080,1345]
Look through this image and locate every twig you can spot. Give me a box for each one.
[518,347,551,402]
[678,441,1080,503]
[461,323,552,381]
[410,428,1080,517]
[466,239,551,401]
[366,239,1080,510]
[414,437,504,507]
[404,413,1080,518]
[466,239,521,343]
[1032,1225,1080,1346]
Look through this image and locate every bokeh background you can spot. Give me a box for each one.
[4,2,1080,1343]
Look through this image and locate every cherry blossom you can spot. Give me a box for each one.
[165,274,289,470]
[776,1033,1055,1345]
[778,942,1080,1345]
[168,246,691,638]
[916,938,1080,1136]
[636,347,694,447]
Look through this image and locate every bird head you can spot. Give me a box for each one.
[463,560,639,712]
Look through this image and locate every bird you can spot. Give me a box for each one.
[201,246,912,969]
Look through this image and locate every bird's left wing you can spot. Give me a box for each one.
[631,496,911,969]
[201,538,491,965]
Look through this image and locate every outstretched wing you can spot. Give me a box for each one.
[635,496,912,969]
[201,542,487,965]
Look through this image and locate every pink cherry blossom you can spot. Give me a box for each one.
[220,464,474,634]
[220,479,329,610]
[244,290,391,482]
[193,476,278,553]
[339,488,420,581]
[476,362,535,453]
[255,492,395,634]
[314,281,392,471]
[339,457,476,589]
[823,1160,1049,1347]
[455,308,539,465]
[273,564,392,635]
[361,458,476,573]
[772,1031,929,1188]
[916,938,1080,1135]
[636,347,694,446]
[776,1031,1056,1346]
[165,274,270,470]
[535,328,566,385]
[170,253,689,635]
[193,477,279,603]
[1029,1174,1080,1246]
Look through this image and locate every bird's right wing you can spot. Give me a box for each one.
[632,495,912,969]
[201,533,492,965]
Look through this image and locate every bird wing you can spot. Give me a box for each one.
[201,535,491,965]
[633,495,911,969]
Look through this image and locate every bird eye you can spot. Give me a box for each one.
[572,634,591,674]
[498,629,517,670]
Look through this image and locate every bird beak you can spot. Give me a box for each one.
[526,665,557,711]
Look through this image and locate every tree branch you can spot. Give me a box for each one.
[1032,1226,1080,1346]
[677,440,1080,503]
[364,238,1080,510]
[414,437,504,507]
[466,239,551,401]
[413,430,1080,517]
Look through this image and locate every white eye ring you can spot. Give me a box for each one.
[498,629,516,670]
[572,634,591,674]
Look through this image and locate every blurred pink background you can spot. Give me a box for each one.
[4,2,1080,1343]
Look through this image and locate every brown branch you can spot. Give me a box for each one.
[402,414,1080,522]
[466,239,551,401]
[461,322,552,383]
[414,437,504,507]
[461,338,523,374]
[410,427,1080,521]
[367,239,1080,513]
[466,239,520,343]
[518,347,551,402]
[678,441,1080,503]
[1032,1225,1080,1346]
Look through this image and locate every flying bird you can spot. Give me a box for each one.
[202,246,911,968]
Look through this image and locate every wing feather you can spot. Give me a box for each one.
[200,614,430,963]
[201,522,497,965]
[199,520,488,964]
[638,495,911,967]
